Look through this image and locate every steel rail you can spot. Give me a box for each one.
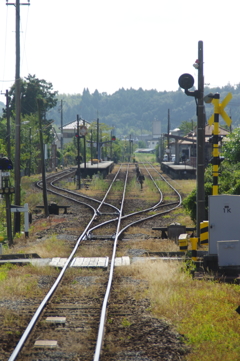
[8,163,182,360]
[88,162,182,236]
[8,209,97,361]
[146,162,182,205]
[92,163,182,360]
[93,164,129,361]
[8,165,125,360]
[37,169,119,213]
[87,162,164,236]
[141,163,163,208]
[44,167,121,214]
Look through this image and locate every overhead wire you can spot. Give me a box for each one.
[0,6,13,95]
[2,6,9,84]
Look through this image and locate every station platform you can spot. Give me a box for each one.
[77,160,114,178]
[161,161,196,179]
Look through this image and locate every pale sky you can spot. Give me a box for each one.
[0,0,239,104]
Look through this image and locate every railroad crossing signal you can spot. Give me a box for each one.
[205,92,232,196]
[208,92,232,126]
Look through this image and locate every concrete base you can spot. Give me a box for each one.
[34,340,58,348]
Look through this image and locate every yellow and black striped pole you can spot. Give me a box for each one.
[190,237,198,261]
[210,94,223,195]
[207,92,232,195]
[200,221,209,246]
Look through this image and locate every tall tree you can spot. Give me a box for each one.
[5,74,58,117]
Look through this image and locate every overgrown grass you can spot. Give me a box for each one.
[134,153,156,163]
[0,263,59,299]
[112,179,124,192]
[91,174,109,191]
[116,261,240,361]
[17,234,72,258]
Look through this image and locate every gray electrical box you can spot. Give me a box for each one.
[217,240,240,267]
[209,195,240,255]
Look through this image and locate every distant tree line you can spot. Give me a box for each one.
[47,83,240,137]
[1,78,240,137]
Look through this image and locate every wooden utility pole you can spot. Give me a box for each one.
[167,109,170,161]
[1,89,11,158]
[60,99,63,164]
[83,119,86,174]
[6,0,30,233]
[14,0,21,233]
[96,117,100,159]
[5,90,11,159]
[77,115,81,189]
[37,99,49,218]
[91,129,93,165]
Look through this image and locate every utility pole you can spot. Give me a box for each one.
[129,134,131,160]
[96,117,100,159]
[37,99,49,218]
[29,127,32,176]
[6,0,30,234]
[110,129,113,160]
[196,40,206,237]
[91,129,93,165]
[60,99,63,165]
[77,115,81,189]
[178,40,205,238]
[83,119,86,174]
[1,90,11,158]
[167,109,170,161]
[6,90,11,159]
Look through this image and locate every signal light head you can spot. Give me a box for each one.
[0,157,13,171]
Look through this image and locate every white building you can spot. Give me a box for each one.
[147,120,161,149]
[61,120,91,145]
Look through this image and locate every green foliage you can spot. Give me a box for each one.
[179,120,197,136]
[183,182,212,223]
[183,159,240,222]
[1,75,58,173]
[5,74,58,117]
[48,88,196,135]
[0,264,15,282]
[135,153,156,163]
[47,84,240,137]
[121,317,131,327]
[91,174,109,192]
[222,127,240,163]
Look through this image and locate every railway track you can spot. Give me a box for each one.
[3,163,187,361]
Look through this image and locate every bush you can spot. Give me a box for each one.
[183,183,212,223]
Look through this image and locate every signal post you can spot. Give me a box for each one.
[206,92,232,195]
[0,157,14,247]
